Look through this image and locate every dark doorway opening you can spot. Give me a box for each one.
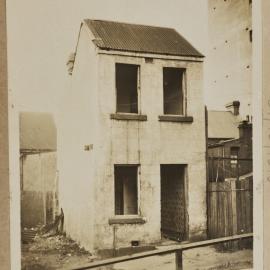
[160,164,187,241]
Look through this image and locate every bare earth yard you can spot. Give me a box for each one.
[22,235,253,270]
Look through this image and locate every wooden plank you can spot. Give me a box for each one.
[220,187,225,237]
[236,180,241,234]
[70,234,253,270]
[207,190,212,238]
[245,179,252,233]
[250,179,253,231]
[212,186,217,238]
[216,187,220,237]
[224,188,228,237]
[227,183,233,236]
[231,180,238,236]
[241,180,247,234]
[210,190,215,238]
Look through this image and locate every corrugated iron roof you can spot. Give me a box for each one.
[84,19,203,58]
[20,112,57,151]
[208,111,241,139]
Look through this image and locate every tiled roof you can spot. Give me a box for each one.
[84,19,203,58]
[20,112,57,151]
[208,111,241,139]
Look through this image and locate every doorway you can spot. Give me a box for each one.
[160,164,188,241]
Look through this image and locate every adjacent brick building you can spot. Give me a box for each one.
[208,120,252,181]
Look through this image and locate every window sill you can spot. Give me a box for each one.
[109,216,146,225]
[158,115,193,123]
[110,113,147,121]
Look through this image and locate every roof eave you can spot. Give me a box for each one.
[96,47,204,62]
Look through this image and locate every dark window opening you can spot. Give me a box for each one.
[163,67,185,115]
[114,165,138,215]
[116,63,138,113]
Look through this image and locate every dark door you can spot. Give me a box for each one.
[161,164,187,241]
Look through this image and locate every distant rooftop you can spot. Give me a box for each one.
[208,110,241,139]
[20,112,57,151]
[84,19,203,58]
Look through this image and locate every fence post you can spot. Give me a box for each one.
[175,250,183,270]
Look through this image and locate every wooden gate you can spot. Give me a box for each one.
[207,178,253,240]
[161,165,187,241]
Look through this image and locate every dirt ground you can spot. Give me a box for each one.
[21,234,96,270]
[22,235,253,270]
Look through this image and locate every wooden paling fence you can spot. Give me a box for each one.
[207,178,253,246]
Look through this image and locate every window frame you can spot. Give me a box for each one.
[115,63,141,115]
[162,67,187,116]
[113,164,140,217]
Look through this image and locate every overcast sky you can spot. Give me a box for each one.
[7,0,209,115]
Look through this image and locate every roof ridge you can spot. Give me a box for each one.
[84,19,175,31]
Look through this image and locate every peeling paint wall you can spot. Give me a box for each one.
[58,23,207,252]
[58,23,99,251]
[208,0,252,118]
[94,54,207,250]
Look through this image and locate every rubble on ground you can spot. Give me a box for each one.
[26,234,90,256]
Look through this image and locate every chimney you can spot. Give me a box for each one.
[225,100,240,116]
[66,52,76,75]
[238,120,252,141]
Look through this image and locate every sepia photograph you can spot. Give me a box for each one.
[2,0,268,269]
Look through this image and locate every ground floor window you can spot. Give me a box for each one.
[114,165,138,215]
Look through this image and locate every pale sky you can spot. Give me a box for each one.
[6,0,209,115]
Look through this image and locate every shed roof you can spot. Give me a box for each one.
[84,19,203,58]
[20,112,57,151]
[208,111,240,139]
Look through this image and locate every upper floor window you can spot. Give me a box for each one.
[116,63,139,113]
[163,67,185,115]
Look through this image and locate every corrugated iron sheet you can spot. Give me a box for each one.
[84,20,203,58]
